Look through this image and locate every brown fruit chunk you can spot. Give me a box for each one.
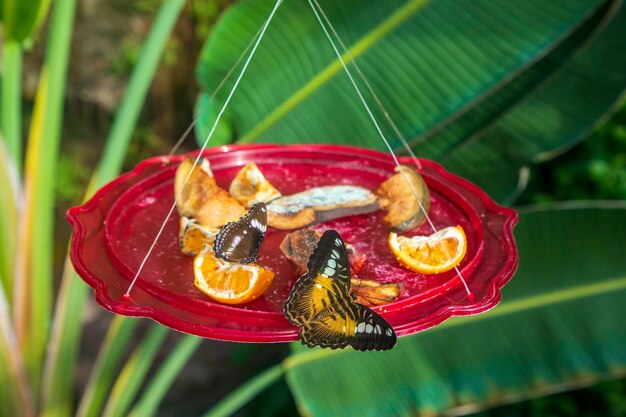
[350,279,404,307]
[279,228,368,275]
[377,165,430,232]
[175,157,246,229]
[267,185,379,230]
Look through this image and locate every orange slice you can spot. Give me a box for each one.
[193,246,275,305]
[388,226,467,274]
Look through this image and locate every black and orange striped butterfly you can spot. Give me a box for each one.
[284,230,397,351]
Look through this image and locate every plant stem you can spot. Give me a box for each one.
[201,364,285,417]
[1,40,23,172]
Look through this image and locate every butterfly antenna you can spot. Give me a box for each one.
[352,275,364,301]
[307,0,472,299]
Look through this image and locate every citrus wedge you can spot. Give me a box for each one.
[193,246,274,305]
[389,226,467,274]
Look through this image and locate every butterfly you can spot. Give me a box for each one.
[283,230,397,351]
[214,202,267,264]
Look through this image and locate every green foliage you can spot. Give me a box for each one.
[190,0,223,40]
[0,0,45,167]
[55,152,91,204]
[0,0,50,42]
[475,378,626,417]
[110,39,144,77]
[0,0,193,416]
[0,141,18,298]
[521,103,626,204]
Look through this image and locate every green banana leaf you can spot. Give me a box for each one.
[195,0,626,203]
[283,203,626,416]
[442,1,626,202]
[0,0,50,42]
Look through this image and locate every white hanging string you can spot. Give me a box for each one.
[168,24,266,156]
[306,0,472,298]
[124,0,284,297]
[310,0,421,171]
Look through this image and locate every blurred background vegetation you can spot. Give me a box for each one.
[1,0,625,416]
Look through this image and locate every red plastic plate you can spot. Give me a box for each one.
[68,144,518,342]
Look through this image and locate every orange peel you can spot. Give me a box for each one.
[193,246,274,305]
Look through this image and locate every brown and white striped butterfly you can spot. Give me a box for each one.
[284,230,396,351]
[214,202,267,264]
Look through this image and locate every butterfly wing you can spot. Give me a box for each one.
[214,202,267,264]
[283,230,351,326]
[300,303,397,351]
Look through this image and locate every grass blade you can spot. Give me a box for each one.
[1,40,23,172]
[39,261,88,417]
[128,335,202,417]
[0,140,19,301]
[76,316,138,417]
[201,364,285,417]
[102,324,169,417]
[0,281,33,417]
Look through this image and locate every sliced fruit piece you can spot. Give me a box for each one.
[350,279,403,307]
[229,162,282,208]
[175,157,246,229]
[267,185,379,230]
[389,226,467,274]
[193,246,275,305]
[179,217,216,257]
[377,165,430,232]
[279,228,368,275]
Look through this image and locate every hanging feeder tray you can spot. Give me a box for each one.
[67,144,518,342]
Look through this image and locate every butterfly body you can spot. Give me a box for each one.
[284,230,396,351]
[214,202,267,264]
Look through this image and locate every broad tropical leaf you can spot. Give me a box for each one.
[195,0,626,203]
[284,204,626,416]
[443,1,626,202]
